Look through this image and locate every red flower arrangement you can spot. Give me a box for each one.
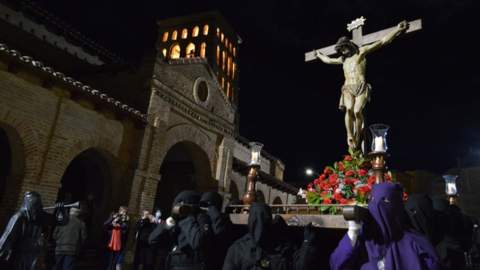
[301,154,404,211]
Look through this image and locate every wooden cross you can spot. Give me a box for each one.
[305,17,422,61]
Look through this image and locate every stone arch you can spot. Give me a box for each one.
[272,196,283,205]
[57,147,121,253]
[153,140,217,216]
[156,123,215,174]
[0,122,26,224]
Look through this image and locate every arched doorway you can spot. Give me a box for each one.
[0,123,25,225]
[272,196,284,214]
[154,141,215,216]
[57,148,115,253]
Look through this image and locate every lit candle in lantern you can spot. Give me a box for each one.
[249,142,264,166]
[251,152,260,165]
[374,136,385,152]
[446,182,457,196]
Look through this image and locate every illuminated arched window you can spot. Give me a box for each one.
[216,27,220,37]
[222,51,226,70]
[200,42,206,58]
[227,82,231,98]
[186,43,195,58]
[203,25,209,35]
[181,28,188,39]
[225,38,229,48]
[162,48,167,58]
[162,32,169,42]
[221,76,225,89]
[233,47,237,57]
[232,62,236,79]
[227,57,232,76]
[220,33,224,42]
[216,46,220,65]
[192,26,200,37]
[169,43,181,59]
[171,30,178,40]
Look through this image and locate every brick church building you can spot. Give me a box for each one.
[0,1,297,265]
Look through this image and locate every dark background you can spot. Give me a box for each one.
[34,0,480,185]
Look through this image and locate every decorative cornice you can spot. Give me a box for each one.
[0,41,147,123]
[162,57,233,107]
[0,0,125,64]
[152,82,234,136]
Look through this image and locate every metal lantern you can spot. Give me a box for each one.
[370,124,390,153]
[249,142,264,166]
[442,174,458,196]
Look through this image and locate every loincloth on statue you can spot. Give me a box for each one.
[339,82,372,111]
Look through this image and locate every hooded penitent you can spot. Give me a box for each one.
[22,191,44,222]
[248,202,273,250]
[200,191,223,211]
[173,190,201,206]
[330,183,441,270]
[405,193,439,244]
[0,191,52,270]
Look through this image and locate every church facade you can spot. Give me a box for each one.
[0,1,297,241]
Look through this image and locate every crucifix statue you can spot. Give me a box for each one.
[305,17,422,154]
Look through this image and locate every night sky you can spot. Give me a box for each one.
[35,0,480,185]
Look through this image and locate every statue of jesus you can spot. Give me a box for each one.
[314,20,408,153]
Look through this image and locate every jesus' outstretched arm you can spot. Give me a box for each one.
[315,50,343,65]
[360,20,409,55]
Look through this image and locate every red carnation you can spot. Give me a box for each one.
[337,162,345,171]
[340,198,349,204]
[329,174,338,185]
[358,169,368,176]
[358,185,371,194]
[319,174,327,180]
[334,192,343,201]
[344,155,353,161]
[323,198,332,204]
[345,170,355,177]
[324,168,333,175]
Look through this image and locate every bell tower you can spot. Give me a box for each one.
[156,11,241,106]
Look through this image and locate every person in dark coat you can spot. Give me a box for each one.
[200,191,234,270]
[53,207,87,270]
[293,222,323,270]
[404,193,441,246]
[149,190,212,270]
[104,206,129,270]
[433,198,473,270]
[330,183,440,270]
[0,191,66,270]
[132,210,155,270]
[223,202,290,270]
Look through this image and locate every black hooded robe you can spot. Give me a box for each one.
[223,203,305,270]
[149,190,212,270]
[0,191,62,270]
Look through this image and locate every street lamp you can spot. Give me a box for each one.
[305,168,320,178]
[242,142,264,205]
[443,174,458,205]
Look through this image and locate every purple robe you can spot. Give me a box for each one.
[330,183,441,270]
